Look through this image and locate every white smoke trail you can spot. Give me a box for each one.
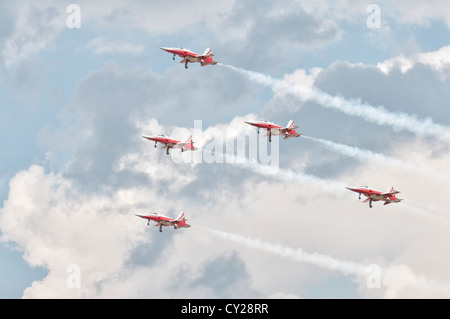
[196,226,368,276]
[302,135,450,184]
[402,200,450,222]
[249,164,347,196]
[199,148,347,196]
[220,64,450,143]
[196,226,450,297]
[303,135,389,162]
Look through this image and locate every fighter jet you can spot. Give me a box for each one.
[346,186,402,208]
[245,120,302,142]
[160,47,218,69]
[142,135,197,155]
[135,212,190,232]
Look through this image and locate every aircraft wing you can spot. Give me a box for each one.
[171,142,192,149]
[174,139,197,150]
[135,214,155,221]
[384,198,402,204]
[161,143,176,148]
[381,190,400,196]
[281,126,299,132]
[174,141,189,147]
[142,136,158,142]
[283,133,302,139]
[199,54,214,59]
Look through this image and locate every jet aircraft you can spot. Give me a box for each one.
[346,186,402,208]
[160,47,218,69]
[135,212,190,232]
[245,120,302,142]
[142,135,197,155]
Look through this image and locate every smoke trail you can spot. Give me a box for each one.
[303,135,389,162]
[302,135,450,184]
[199,147,347,196]
[196,226,450,297]
[402,200,450,223]
[196,226,368,276]
[220,64,450,143]
[247,163,347,196]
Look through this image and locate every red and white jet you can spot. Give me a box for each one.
[142,134,197,155]
[245,120,302,142]
[160,47,218,69]
[135,212,190,232]
[346,186,402,208]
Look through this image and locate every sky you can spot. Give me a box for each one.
[1,0,450,299]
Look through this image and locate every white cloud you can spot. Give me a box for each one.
[2,7,450,297]
[2,1,66,68]
[79,37,145,56]
[268,291,301,299]
[377,45,450,75]
[3,112,450,298]
[77,0,237,35]
[0,165,149,298]
[382,264,450,298]
[381,0,450,27]
[298,0,450,27]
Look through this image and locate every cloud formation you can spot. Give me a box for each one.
[2,0,450,299]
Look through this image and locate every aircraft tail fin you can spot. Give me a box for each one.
[286,120,299,129]
[200,48,218,66]
[387,186,400,194]
[202,48,212,56]
[282,120,301,139]
[286,120,294,128]
[382,186,400,196]
[185,135,193,143]
[175,212,185,221]
[174,212,190,228]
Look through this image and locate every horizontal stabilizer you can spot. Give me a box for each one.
[283,133,302,139]
[381,190,400,196]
